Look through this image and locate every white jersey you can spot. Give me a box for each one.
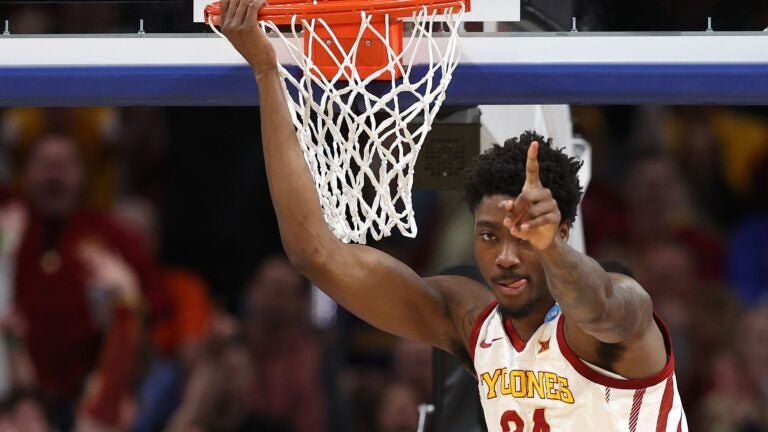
[470,302,688,432]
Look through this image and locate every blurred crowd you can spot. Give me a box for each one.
[0,2,767,432]
[0,105,437,432]
[0,105,765,432]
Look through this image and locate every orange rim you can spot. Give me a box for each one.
[205,0,470,25]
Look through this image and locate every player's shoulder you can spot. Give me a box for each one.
[425,274,495,358]
[426,274,493,311]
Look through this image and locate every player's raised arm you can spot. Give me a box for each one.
[218,0,489,353]
[502,142,666,376]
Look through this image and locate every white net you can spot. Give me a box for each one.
[214,5,466,244]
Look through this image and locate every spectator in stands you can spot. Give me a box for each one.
[113,197,212,368]
[727,152,768,305]
[663,107,743,228]
[0,241,144,431]
[375,381,421,432]
[112,196,214,432]
[0,307,37,393]
[695,304,768,431]
[243,256,325,432]
[75,242,144,431]
[594,154,725,280]
[728,214,768,305]
[0,389,53,432]
[392,340,432,402]
[737,305,768,428]
[695,351,761,431]
[166,309,291,432]
[2,107,121,210]
[0,134,168,430]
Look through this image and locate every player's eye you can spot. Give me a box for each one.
[479,232,496,241]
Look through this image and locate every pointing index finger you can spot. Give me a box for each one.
[525,141,541,188]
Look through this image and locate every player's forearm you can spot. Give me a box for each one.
[539,240,653,343]
[536,238,611,325]
[255,69,337,268]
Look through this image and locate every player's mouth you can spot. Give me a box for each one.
[494,278,528,296]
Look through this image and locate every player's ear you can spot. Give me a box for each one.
[559,223,570,241]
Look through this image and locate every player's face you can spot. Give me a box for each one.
[473,194,553,317]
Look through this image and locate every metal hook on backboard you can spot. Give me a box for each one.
[706,17,714,32]
[571,17,578,32]
[3,20,9,35]
[138,19,146,35]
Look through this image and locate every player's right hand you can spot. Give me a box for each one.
[500,141,561,251]
[220,0,278,79]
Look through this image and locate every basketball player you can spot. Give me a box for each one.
[218,0,688,430]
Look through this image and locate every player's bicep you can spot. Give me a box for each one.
[577,273,654,344]
[567,273,669,379]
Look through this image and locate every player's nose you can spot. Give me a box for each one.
[495,240,520,269]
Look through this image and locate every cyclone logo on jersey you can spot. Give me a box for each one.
[480,368,575,404]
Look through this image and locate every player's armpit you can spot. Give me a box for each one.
[302,244,492,353]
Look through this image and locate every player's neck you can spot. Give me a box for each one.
[504,299,557,342]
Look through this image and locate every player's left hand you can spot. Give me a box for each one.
[500,141,562,251]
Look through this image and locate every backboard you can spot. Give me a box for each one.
[192,0,521,24]
[0,0,767,106]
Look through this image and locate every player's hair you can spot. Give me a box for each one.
[464,131,584,225]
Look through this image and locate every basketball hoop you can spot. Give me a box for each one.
[206,0,469,243]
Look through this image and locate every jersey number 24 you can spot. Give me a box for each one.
[501,408,550,432]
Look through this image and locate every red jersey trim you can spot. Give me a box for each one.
[556,312,676,389]
[655,376,676,432]
[469,300,498,361]
[502,317,528,353]
[628,388,646,432]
